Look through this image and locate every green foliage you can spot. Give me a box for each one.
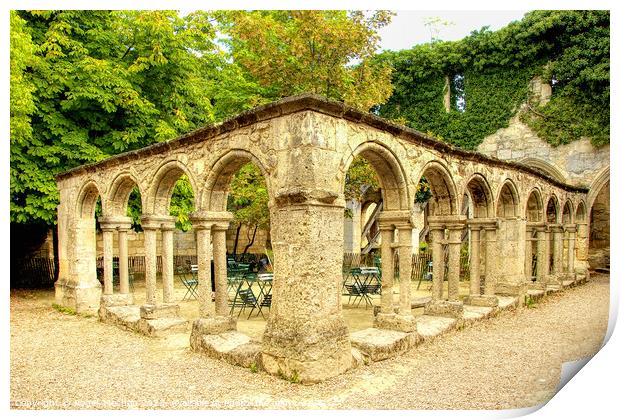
[11,10,221,225]
[218,10,394,110]
[52,303,76,315]
[170,176,195,231]
[419,242,429,253]
[344,156,379,201]
[228,163,270,236]
[379,10,609,149]
[249,362,259,374]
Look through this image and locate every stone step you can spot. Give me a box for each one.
[194,331,261,368]
[349,328,416,362]
[415,315,458,342]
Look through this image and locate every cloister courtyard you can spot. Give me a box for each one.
[10,273,609,409]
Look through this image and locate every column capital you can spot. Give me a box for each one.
[377,210,413,228]
[189,211,234,230]
[140,214,176,230]
[467,217,497,230]
[99,215,133,231]
[548,223,564,233]
[564,224,577,233]
[428,214,467,229]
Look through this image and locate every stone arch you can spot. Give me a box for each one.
[562,199,574,224]
[146,160,198,215]
[416,160,458,216]
[463,173,494,218]
[587,165,610,210]
[496,178,520,218]
[201,149,271,212]
[76,180,103,219]
[342,142,410,211]
[518,157,567,184]
[525,189,544,222]
[576,200,587,222]
[107,172,144,217]
[546,194,560,223]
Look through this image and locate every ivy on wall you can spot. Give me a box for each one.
[378,10,609,150]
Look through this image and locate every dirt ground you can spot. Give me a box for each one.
[10,274,609,410]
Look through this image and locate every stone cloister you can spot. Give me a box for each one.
[55,94,589,383]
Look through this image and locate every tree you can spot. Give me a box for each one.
[219,10,394,110]
[227,163,270,255]
[10,10,222,226]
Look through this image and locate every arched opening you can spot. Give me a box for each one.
[519,157,567,184]
[589,179,610,269]
[496,180,519,218]
[562,200,574,275]
[75,181,103,286]
[546,195,560,277]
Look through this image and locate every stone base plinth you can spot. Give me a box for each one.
[99,304,188,337]
[261,314,352,384]
[373,313,417,333]
[463,295,499,307]
[100,293,134,308]
[140,303,180,320]
[350,328,416,362]
[545,274,563,290]
[99,305,141,330]
[55,279,101,316]
[136,317,189,337]
[192,330,262,368]
[424,300,464,318]
[528,281,546,291]
[496,283,526,298]
[190,316,237,350]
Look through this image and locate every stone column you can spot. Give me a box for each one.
[575,221,590,282]
[550,224,564,287]
[536,226,549,288]
[261,195,352,383]
[142,224,158,306]
[483,223,498,297]
[395,221,413,316]
[118,227,130,295]
[566,224,577,281]
[429,223,445,301]
[378,221,395,314]
[161,220,176,304]
[213,222,231,316]
[524,224,535,282]
[467,225,481,295]
[101,225,115,296]
[194,222,214,318]
[446,223,463,301]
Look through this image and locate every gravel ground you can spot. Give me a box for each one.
[10,274,609,410]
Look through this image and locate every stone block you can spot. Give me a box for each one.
[350,348,366,369]
[192,331,262,369]
[136,317,189,337]
[414,315,458,341]
[423,300,464,318]
[100,293,134,307]
[192,316,237,335]
[140,303,180,320]
[463,294,499,307]
[373,313,417,333]
[349,328,415,362]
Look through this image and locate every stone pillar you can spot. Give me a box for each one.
[429,223,445,301]
[424,216,465,318]
[213,222,231,316]
[101,225,115,296]
[524,224,535,282]
[118,227,130,295]
[550,224,564,288]
[469,225,482,296]
[464,219,499,307]
[396,222,413,316]
[378,221,395,314]
[161,221,176,304]
[566,224,577,282]
[194,222,214,318]
[261,194,351,383]
[483,223,498,297]
[575,221,590,282]
[536,226,549,288]
[142,224,158,306]
[446,223,463,301]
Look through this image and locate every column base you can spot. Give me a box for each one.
[100,293,134,308]
[373,312,417,333]
[54,278,101,315]
[424,299,464,318]
[463,294,499,307]
[546,274,563,290]
[575,267,589,283]
[261,314,352,384]
[190,316,238,350]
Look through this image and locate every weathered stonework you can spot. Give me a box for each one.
[54,94,592,383]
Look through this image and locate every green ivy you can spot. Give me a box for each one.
[378,10,609,150]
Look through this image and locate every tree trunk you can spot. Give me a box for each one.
[242,225,258,255]
[232,224,241,256]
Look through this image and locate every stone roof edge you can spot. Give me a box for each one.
[55,93,589,194]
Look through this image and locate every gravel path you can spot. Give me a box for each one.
[10,274,609,410]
